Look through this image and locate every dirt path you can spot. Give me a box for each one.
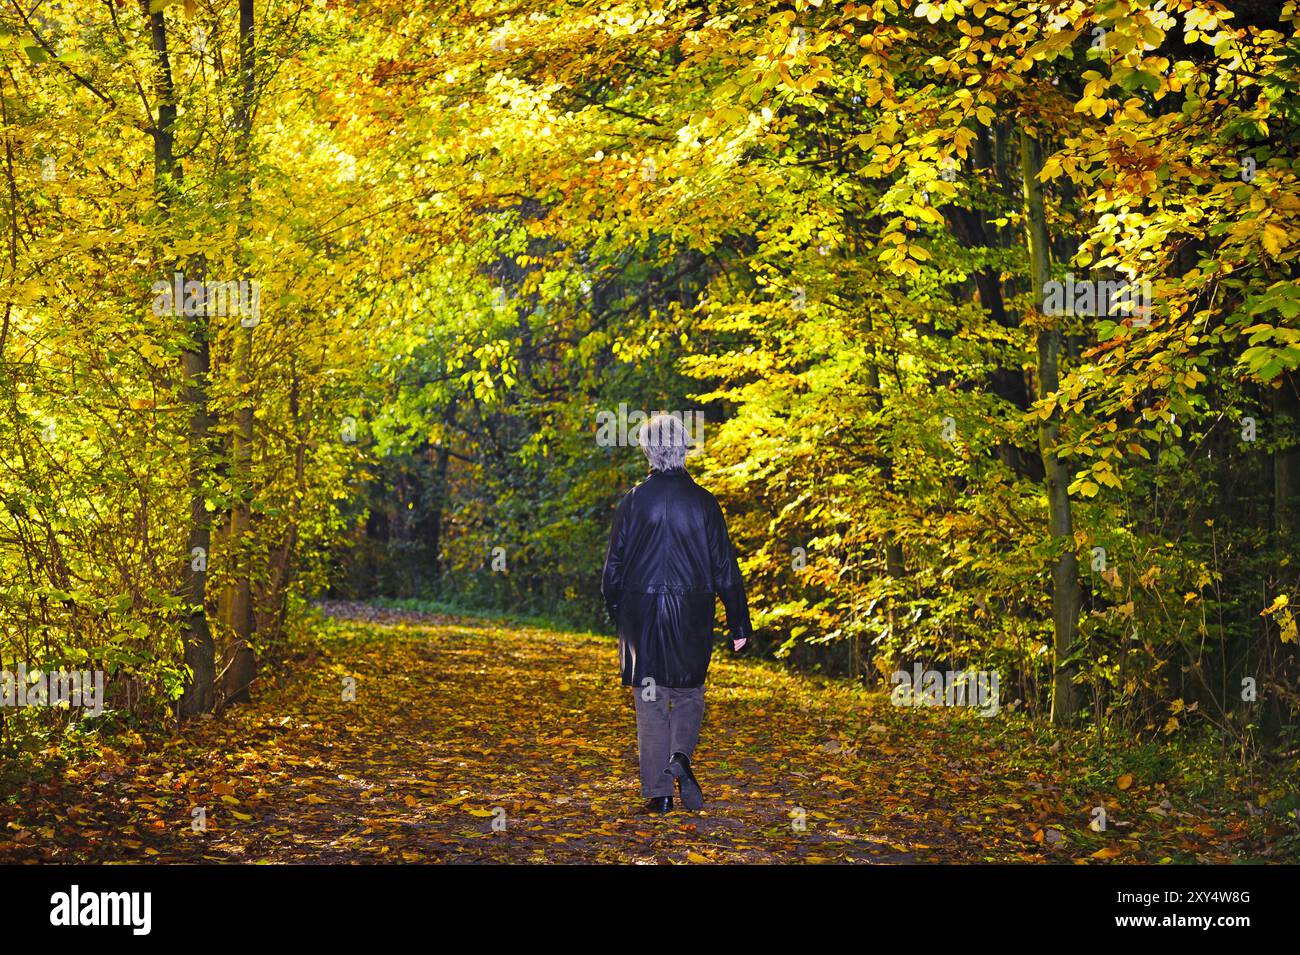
[0,603,1284,863]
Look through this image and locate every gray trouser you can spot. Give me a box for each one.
[632,685,705,797]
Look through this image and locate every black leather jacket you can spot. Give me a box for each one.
[601,467,752,688]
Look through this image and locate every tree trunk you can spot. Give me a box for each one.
[1274,371,1300,543]
[142,1,215,717]
[223,0,259,705]
[1020,127,1081,726]
[429,441,450,580]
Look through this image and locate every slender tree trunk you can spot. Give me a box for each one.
[1020,128,1081,725]
[843,213,906,578]
[223,0,259,704]
[429,442,450,580]
[1274,371,1300,543]
[142,2,215,717]
[863,357,907,576]
[2,82,20,742]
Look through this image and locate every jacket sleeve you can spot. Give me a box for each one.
[707,497,752,642]
[601,492,631,624]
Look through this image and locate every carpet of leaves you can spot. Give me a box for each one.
[1,602,1294,864]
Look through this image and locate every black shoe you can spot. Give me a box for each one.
[665,752,704,810]
[640,796,673,814]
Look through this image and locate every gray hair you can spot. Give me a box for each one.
[637,413,692,471]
